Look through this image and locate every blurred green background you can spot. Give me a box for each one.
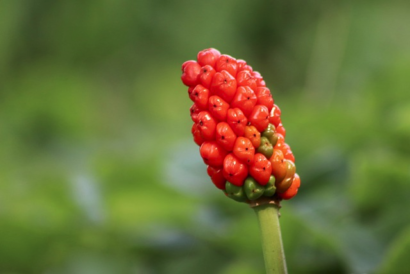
[1,0,410,273]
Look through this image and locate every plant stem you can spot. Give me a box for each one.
[253,202,287,274]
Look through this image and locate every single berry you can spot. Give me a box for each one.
[248,105,269,132]
[226,108,248,136]
[264,176,276,197]
[181,60,201,87]
[276,122,286,137]
[233,136,255,164]
[243,177,265,201]
[269,104,282,127]
[215,54,238,77]
[200,142,227,168]
[190,103,201,123]
[191,84,210,110]
[270,149,287,182]
[279,173,300,200]
[215,122,237,151]
[211,70,237,102]
[222,153,248,186]
[276,159,296,193]
[249,153,272,185]
[191,123,204,146]
[208,95,229,121]
[197,111,216,141]
[198,65,216,89]
[257,136,273,159]
[225,181,247,202]
[197,48,221,67]
[255,87,274,111]
[237,59,253,72]
[207,166,226,190]
[237,70,257,91]
[230,86,257,117]
[244,125,261,148]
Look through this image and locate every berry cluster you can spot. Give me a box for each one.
[181,48,300,203]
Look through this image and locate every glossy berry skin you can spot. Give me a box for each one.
[257,136,273,159]
[237,59,253,72]
[200,142,227,168]
[231,86,257,117]
[248,105,269,132]
[252,71,266,87]
[244,125,261,148]
[181,60,201,87]
[233,137,255,164]
[269,104,282,127]
[270,149,287,182]
[280,143,295,163]
[197,111,216,141]
[276,160,296,193]
[207,166,226,190]
[211,70,237,103]
[208,95,229,121]
[215,122,237,151]
[191,84,209,110]
[198,65,216,89]
[249,153,272,185]
[215,55,238,77]
[255,87,274,111]
[191,123,204,146]
[279,173,300,200]
[237,70,257,91]
[197,48,221,67]
[190,103,201,123]
[276,122,286,137]
[226,108,247,136]
[222,153,248,186]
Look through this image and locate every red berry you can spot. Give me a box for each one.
[197,111,216,141]
[226,108,248,136]
[181,60,201,87]
[248,105,269,132]
[198,65,216,89]
[197,48,221,67]
[208,95,229,121]
[200,142,227,168]
[222,154,248,186]
[269,104,281,127]
[207,166,226,190]
[215,55,238,77]
[191,84,209,110]
[233,137,255,164]
[191,123,204,146]
[190,103,201,123]
[237,70,257,91]
[231,86,257,117]
[211,70,237,103]
[237,59,253,72]
[280,143,295,163]
[249,153,272,185]
[255,87,274,111]
[252,71,266,87]
[279,173,300,200]
[215,122,237,151]
[276,122,286,137]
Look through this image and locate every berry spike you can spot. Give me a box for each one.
[181,48,300,204]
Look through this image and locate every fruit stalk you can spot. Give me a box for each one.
[252,200,287,274]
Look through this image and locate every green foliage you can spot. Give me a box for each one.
[0,0,410,273]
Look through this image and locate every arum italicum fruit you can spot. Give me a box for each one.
[181,48,301,274]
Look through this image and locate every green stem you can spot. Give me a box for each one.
[253,203,287,274]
